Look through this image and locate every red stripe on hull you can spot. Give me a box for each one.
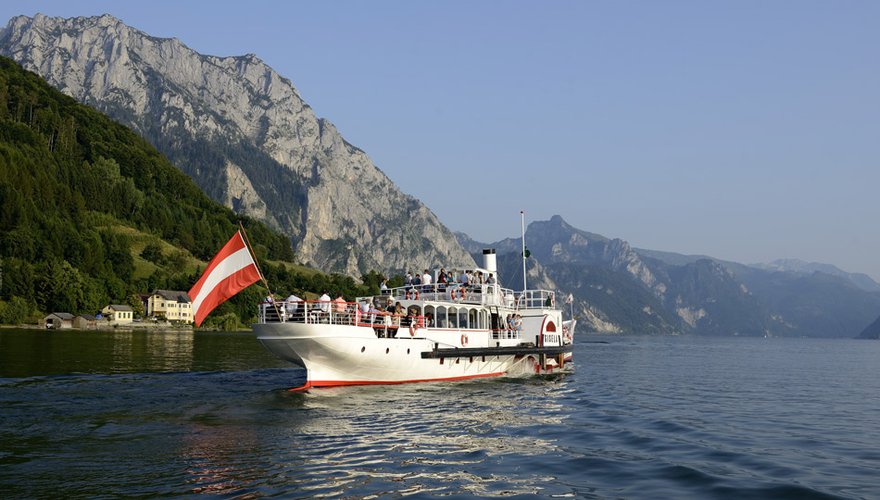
[288,371,505,391]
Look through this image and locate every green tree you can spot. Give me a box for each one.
[0,296,31,324]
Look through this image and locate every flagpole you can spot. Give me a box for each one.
[521,210,527,292]
[238,221,282,319]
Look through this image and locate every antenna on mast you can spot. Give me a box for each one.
[521,210,527,292]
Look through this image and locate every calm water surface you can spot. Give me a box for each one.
[1,329,878,499]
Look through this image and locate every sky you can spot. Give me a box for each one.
[2,1,878,279]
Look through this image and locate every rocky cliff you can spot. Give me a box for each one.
[0,13,476,276]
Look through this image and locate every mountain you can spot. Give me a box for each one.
[750,259,880,292]
[0,54,282,322]
[0,13,476,276]
[858,315,880,339]
[459,215,880,338]
[0,55,394,326]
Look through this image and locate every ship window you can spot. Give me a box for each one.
[459,309,468,329]
[424,305,435,327]
[436,306,447,328]
[448,307,458,328]
[468,309,477,330]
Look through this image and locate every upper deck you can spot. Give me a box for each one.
[374,283,558,310]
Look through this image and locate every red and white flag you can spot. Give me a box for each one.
[189,230,261,327]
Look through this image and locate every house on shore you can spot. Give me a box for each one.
[73,314,98,329]
[145,290,193,323]
[102,304,134,325]
[43,312,74,329]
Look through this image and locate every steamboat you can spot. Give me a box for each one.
[254,249,575,389]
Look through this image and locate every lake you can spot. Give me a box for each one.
[1,329,878,498]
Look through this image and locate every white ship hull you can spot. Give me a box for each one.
[255,321,572,389]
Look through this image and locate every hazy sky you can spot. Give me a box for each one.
[2,1,878,278]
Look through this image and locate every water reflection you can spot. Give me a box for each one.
[0,329,287,377]
[235,378,574,497]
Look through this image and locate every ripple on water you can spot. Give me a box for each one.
[3,333,880,498]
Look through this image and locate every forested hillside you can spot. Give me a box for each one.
[0,57,382,326]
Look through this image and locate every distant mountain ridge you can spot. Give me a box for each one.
[459,216,880,338]
[0,13,476,276]
[750,259,880,292]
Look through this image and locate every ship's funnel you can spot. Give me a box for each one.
[482,249,497,274]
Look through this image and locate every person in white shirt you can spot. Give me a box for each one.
[286,293,302,319]
[318,292,331,313]
[421,269,432,293]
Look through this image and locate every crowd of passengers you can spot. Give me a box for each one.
[379,268,497,294]
[264,292,423,337]
[263,291,524,338]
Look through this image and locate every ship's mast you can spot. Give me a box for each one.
[521,210,527,292]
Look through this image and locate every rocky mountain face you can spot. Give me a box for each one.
[0,14,476,276]
[460,216,880,338]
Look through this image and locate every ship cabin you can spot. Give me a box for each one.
[257,249,562,345]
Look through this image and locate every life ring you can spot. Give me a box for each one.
[449,289,456,300]
[406,290,420,300]
[460,334,468,346]
[459,288,468,301]
[409,323,418,337]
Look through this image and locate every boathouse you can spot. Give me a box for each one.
[43,312,74,329]
[73,314,98,330]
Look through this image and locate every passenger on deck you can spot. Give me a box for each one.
[488,273,497,285]
[360,299,371,322]
[334,295,346,313]
[405,271,413,291]
[367,303,381,335]
[318,291,331,313]
[286,293,302,320]
[380,279,388,292]
[421,269,432,292]
[459,270,468,285]
[383,298,395,337]
[437,268,448,291]
[405,307,418,327]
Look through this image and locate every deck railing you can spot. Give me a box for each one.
[258,300,425,329]
[382,284,556,310]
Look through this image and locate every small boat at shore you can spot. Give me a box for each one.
[254,249,575,389]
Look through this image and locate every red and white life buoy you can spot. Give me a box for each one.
[460,334,468,346]
[406,290,420,300]
[409,323,418,337]
[449,289,456,300]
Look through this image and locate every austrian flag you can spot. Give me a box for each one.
[188,230,261,327]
